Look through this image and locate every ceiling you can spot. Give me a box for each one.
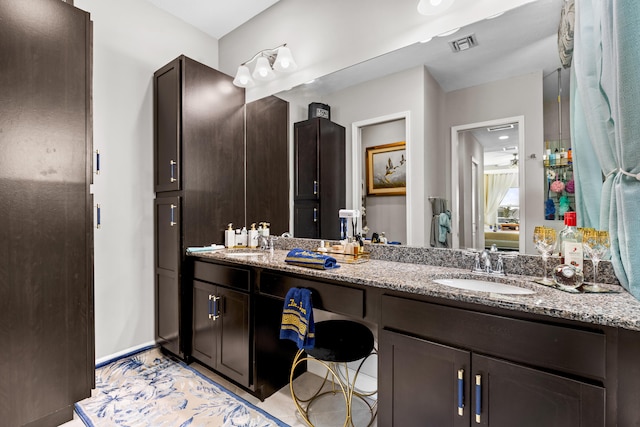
[296,0,567,98]
[145,0,279,39]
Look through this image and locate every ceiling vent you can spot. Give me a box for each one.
[449,34,478,52]
[487,123,515,132]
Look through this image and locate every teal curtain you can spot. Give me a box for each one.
[572,0,640,298]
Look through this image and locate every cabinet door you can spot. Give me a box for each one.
[154,58,181,192]
[192,280,217,368]
[379,330,470,427]
[294,120,319,200]
[155,196,181,356]
[294,201,320,239]
[216,286,251,387]
[473,354,605,427]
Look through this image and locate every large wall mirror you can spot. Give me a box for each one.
[278,0,574,255]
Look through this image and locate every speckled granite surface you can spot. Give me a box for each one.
[195,246,640,332]
[273,237,620,285]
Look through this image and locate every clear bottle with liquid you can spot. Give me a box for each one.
[558,212,583,270]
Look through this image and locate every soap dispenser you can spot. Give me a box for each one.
[225,223,235,248]
[248,223,259,248]
[261,222,270,237]
[239,226,248,247]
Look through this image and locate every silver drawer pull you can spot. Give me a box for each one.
[170,160,177,183]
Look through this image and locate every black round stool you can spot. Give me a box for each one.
[289,320,377,427]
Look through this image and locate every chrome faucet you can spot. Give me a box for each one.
[470,249,507,276]
[257,235,275,252]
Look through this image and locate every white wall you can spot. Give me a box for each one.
[361,121,407,244]
[445,71,544,254]
[220,0,534,102]
[75,0,220,360]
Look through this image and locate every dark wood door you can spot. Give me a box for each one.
[0,0,93,425]
[155,196,181,356]
[154,59,181,193]
[473,354,605,427]
[294,120,320,200]
[192,280,217,367]
[379,330,470,427]
[294,201,320,239]
[246,96,290,235]
[216,286,250,387]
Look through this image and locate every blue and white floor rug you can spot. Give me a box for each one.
[75,347,289,427]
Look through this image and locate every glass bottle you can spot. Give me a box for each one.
[558,212,583,270]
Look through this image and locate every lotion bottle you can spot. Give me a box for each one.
[225,223,235,248]
[248,223,259,248]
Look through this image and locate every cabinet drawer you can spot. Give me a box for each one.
[193,261,250,291]
[260,272,365,318]
[381,295,606,381]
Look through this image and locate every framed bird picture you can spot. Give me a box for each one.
[366,141,407,196]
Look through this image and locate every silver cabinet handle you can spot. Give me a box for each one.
[96,204,101,229]
[457,369,464,416]
[170,160,177,183]
[313,207,318,223]
[313,180,318,195]
[475,374,482,423]
[95,150,101,175]
[170,204,177,226]
[209,295,220,320]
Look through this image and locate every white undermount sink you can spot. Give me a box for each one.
[433,278,535,295]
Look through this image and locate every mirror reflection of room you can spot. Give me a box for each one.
[456,123,520,252]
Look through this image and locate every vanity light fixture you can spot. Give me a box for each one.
[232,44,297,88]
[417,0,455,16]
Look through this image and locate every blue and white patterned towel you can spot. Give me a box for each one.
[280,287,315,350]
[284,248,340,270]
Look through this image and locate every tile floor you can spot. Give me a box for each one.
[59,360,377,427]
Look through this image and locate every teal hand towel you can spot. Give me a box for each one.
[284,248,340,270]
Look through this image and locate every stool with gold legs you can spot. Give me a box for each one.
[289,320,377,427]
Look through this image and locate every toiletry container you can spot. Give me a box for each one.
[317,240,328,253]
[240,226,248,247]
[225,223,235,248]
[248,223,259,248]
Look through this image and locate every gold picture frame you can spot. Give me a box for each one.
[366,141,407,196]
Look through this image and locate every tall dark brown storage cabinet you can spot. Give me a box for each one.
[294,118,346,239]
[0,0,94,425]
[154,56,245,359]
[246,96,290,236]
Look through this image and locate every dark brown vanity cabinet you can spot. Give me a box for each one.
[1,0,94,425]
[192,261,251,387]
[294,118,345,239]
[379,295,606,426]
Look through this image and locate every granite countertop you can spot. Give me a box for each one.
[193,248,640,332]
